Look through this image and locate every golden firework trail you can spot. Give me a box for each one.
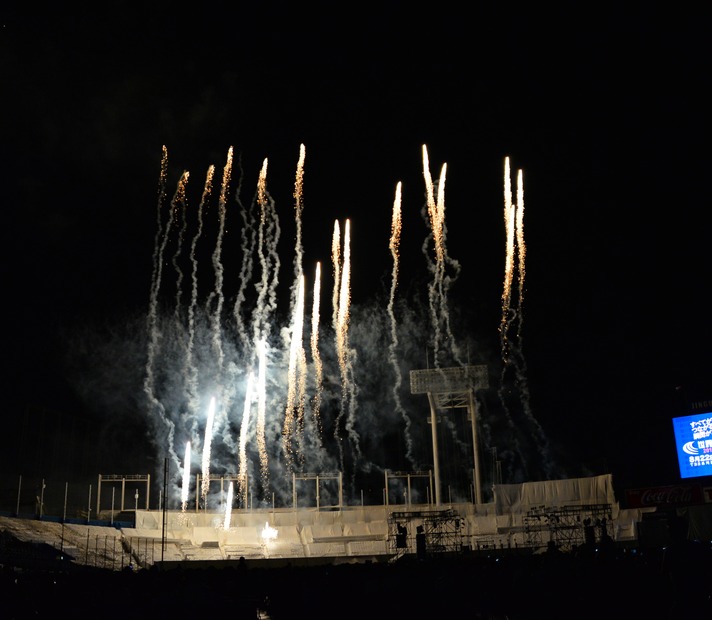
[283,275,306,470]
[498,157,554,480]
[238,372,255,507]
[336,220,351,371]
[208,147,234,375]
[184,165,214,436]
[331,220,341,334]
[422,145,459,367]
[501,156,516,345]
[144,146,181,471]
[333,219,359,473]
[256,338,269,492]
[515,168,526,337]
[389,182,402,262]
[310,261,324,435]
[422,144,447,263]
[292,144,306,279]
[387,182,415,466]
[170,171,189,317]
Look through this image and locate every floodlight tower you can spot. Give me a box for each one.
[410,365,489,506]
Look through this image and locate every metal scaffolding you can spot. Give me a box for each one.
[387,508,464,559]
[523,504,614,551]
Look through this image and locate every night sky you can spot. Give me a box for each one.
[1,4,709,505]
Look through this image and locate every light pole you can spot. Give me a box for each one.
[61,482,68,554]
[39,479,46,519]
[135,489,139,512]
[16,475,22,516]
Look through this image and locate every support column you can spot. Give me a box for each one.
[427,393,441,506]
[469,391,482,505]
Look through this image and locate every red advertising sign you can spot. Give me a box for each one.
[626,484,703,508]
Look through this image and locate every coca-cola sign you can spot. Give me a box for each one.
[626,484,703,508]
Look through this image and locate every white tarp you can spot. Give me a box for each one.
[493,473,616,516]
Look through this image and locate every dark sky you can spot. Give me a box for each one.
[1,4,709,503]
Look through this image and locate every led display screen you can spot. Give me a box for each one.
[672,411,712,479]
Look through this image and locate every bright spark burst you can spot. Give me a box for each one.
[261,521,278,542]
[181,441,191,510]
[223,481,234,530]
[201,396,216,503]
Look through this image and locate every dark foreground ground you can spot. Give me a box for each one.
[2,540,712,620]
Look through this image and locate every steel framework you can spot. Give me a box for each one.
[387,508,464,559]
[409,365,488,505]
[523,504,614,551]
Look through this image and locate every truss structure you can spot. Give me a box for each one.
[409,365,489,505]
[387,508,464,559]
[410,365,488,408]
[523,504,614,551]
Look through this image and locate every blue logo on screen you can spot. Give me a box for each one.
[683,441,699,455]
